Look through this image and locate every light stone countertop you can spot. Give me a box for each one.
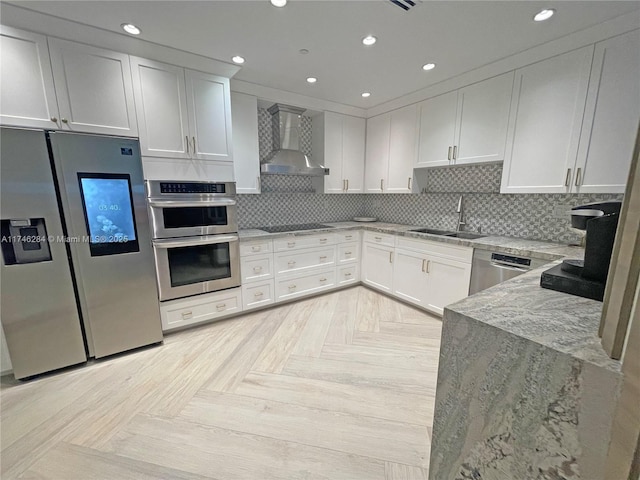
[240,221,616,371]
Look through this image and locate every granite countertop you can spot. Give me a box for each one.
[239,221,583,261]
[240,221,617,372]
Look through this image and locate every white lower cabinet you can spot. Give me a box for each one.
[275,246,336,276]
[276,268,336,301]
[337,264,359,286]
[393,238,472,316]
[160,288,242,331]
[242,281,275,310]
[361,242,394,293]
[240,239,275,311]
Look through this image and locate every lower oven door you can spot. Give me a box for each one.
[153,234,240,301]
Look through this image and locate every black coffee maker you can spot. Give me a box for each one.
[540,201,622,301]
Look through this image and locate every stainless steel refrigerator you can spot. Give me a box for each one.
[1,127,163,379]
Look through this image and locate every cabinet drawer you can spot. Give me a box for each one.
[337,264,359,285]
[396,237,472,263]
[338,231,360,243]
[275,246,336,276]
[240,254,273,283]
[363,231,395,247]
[160,288,242,331]
[240,239,273,256]
[273,233,336,252]
[276,269,336,301]
[337,242,359,264]
[242,280,274,310]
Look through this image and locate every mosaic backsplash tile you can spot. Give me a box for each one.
[238,113,623,243]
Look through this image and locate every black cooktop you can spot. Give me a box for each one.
[258,223,334,233]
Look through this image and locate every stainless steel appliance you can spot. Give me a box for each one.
[147,181,241,301]
[470,250,548,295]
[1,127,163,379]
[541,201,622,301]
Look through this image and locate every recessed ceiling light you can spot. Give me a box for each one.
[361,92,371,98]
[271,0,287,7]
[121,23,141,35]
[533,9,555,22]
[362,35,377,46]
[306,77,317,84]
[422,63,436,71]
[232,56,245,65]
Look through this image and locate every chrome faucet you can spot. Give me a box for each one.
[456,195,466,232]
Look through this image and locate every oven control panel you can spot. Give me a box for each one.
[159,182,226,194]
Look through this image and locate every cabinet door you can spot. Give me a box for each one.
[0,26,59,129]
[185,69,232,162]
[231,92,260,194]
[48,39,137,137]
[323,112,345,193]
[393,249,428,307]
[501,47,593,193]
[130,57,190,159]
[575,30,640,194]
[424,256,471,316]
[342,115,366,193]
[387,105,418,193]
[416,91,458,167]
[361,243,393,292]
[364,114,390,193]
[455,72,514,165]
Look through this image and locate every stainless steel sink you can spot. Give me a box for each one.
[409,228,487,240]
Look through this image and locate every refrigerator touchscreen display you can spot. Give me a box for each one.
[78,173,140,256]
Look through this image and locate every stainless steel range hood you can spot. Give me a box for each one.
[261,104,329,176]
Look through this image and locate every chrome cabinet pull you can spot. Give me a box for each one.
[288,284,296,290]
[389,251,393,263]
[374,236,382,241]
[448,146,452,161]
[320,238,328,243]
[346,179,349,191]
[181,310,193,318]
[565,168,572,187]
[345,235,352,240]
[254,291,264,297]
[320,255,327,261]
[251,245,261,252]
[320,277,327,282]
[422,259,426,272]
[407,177,412,189]
[288,260,296,267]
[426,260,431,273]
[253,266,263,273]
[61,118,68,124]
[192,136,197,153]
[575,167,582,187]
[287,241,295,247]
[452,145,457,161]
[185,136,190,154]
[343,179,346,191]
[380,179,384,191]
[216,303,226,310]
[50,117,58,123]
[345,272,352,277]
[345,251,352,255]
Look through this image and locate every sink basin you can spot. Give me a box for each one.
[409,228,487,240]
[409,228,455,235]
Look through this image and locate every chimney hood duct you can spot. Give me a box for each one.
[260,104,329,176]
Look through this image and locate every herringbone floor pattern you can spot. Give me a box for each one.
[0,286,441,479]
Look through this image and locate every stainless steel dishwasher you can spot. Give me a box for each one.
[469,250,549,295]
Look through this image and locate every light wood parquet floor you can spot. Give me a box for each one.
[0,286,441,480]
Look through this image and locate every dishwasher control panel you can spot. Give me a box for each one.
[490,253,532,267]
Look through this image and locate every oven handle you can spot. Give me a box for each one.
[153,234,239,249]
[147,198,236,208]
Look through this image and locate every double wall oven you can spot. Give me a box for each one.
[147,181,240,301]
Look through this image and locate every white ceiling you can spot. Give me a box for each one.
[10,0,640,108]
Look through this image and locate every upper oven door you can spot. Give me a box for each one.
[148,198,238,238]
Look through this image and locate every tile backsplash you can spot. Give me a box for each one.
[237,110,623,244]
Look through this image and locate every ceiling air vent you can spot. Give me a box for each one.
[389,0,417,11]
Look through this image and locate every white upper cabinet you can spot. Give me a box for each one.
[387,104,418,193]
[574,30,640,194]
[48,38,137,137]
[130,57,191,158]
[416,73,513,168]
[364,114,390,193]
[364,105,416,194]
[454,72,514,165]
[416,91,458,168]
[315,112,365,194]
[231,92,260,194]
[184,69,232,162]
[130,57,232,163]
[501,46,594,194]
[0,26,60,130]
